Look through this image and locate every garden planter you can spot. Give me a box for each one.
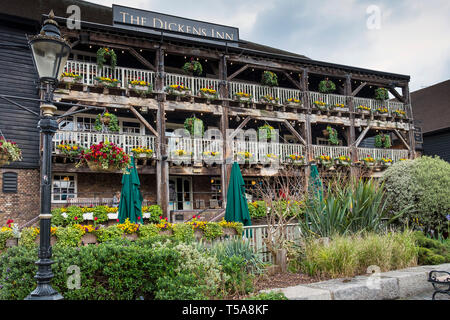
[168,90,191,97]
[87,161,118,173]
[222,228,238,237]
[199,92,218,100]
[129,84,151,92]
[94,80,120,88]
[159,230,173,237]
[122,233,139,241]
[5,238,18,248]
[81,233,97,245]
[285,102,303,109]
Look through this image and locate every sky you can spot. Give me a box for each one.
[86,0,450,91]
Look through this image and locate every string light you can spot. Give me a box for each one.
[140,49,143,52]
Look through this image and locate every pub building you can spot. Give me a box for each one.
[0,1,416,224]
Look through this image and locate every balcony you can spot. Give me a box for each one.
[62,61,410,116]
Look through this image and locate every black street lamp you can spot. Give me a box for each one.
[25,11,71,300]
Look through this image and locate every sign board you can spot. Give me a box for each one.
[414,126,423,144]
[112,5,239,45]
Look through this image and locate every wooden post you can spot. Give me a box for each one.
[301,69,312,188]
[346,74,358,178]
[403,83,416,159]
[155,47,169,217]
[219,55,230,208]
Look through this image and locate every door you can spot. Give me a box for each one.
[168,177,193,211]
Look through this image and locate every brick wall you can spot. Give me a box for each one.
[0,169,40,225]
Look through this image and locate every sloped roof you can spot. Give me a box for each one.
[411,79,450,134]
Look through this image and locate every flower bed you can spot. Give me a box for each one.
[0,138,22,166]
[77,141,131,173]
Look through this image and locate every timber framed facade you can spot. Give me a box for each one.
[0,2,417,222]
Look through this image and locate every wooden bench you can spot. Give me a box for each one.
[428,271,450,300]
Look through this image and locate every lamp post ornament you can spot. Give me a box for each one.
[26,10,71,300]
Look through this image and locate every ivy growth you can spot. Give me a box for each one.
[327,126,339,145]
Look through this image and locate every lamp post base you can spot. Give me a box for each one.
[25,292,64,301]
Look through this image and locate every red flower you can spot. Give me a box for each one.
[74,217,78,221]
[117,219,120,222]
[138,217,141,221]
[94,217,98,221]
[192,215,196,219]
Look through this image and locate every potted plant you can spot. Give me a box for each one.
[393,109,407,118]
[182,58,203,76]
[94,113,120,133]
[77,141,131,173]
[129,79,153,97]
[218,220,241,237]
[118,219,141,241]
[156,218,173,236]
[165,83,191,96]
[94,76,120,88]
[131,147,154,159]
[356,105,372,113]
[96,47,117,71]
[198,87,219,100]
[184,116,204,137]
[261,71,278,87]
[75,224,99,245]
[316,154,333,167]
[322,126,339,145]
[374,88,389,101]
[0,137,22,166]
[318,78,336,94]
[234,92,253,104]
[258,124,276,141]
[56,142,84,159]
[376,107,389,115]
[332,103,346,110]
[260,95,279,105]
[285,98,302,108]
[374,133,392,149]
[379,158,393,167]
[334,155,351,166]
[313,100,328,111]
[286,154,305,166]
[361,156,376,167]
[60,71,82,89]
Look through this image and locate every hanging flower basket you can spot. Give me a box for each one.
[132,147,154,159]
[324,126,339,145]
[261,71,278,87]
[318,78,336,94]
[393,110,407,118]
[376,107,389,115]
[198,88,219,100]
[375,134,392,149]
[361,156,376,167]
[374,88,389,101]
[56,143,84,158]
[94,113,120,133]
[356,105,372,113]
[379,158,393,167]
[314,100,328,111]
[316,155,333,167]
[332,103,346,110]
[258,124,275,141]
[60,71,82,88]
[182,59,203,76]
[165,83,191,96]
[77,141,131,174]
[0,138,22,166]
[96,48,117,71]
[184,117,204,137]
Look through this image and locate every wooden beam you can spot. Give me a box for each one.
[388,86,406,103]
[227,64,249,81]
[352,82,367,96]
[56,106,79,124]
[229,116,252,140]
[394,130,411,151]
[354,125,371,147]
[283,120,306,145]
[282,71,302,91]
[129,106,159,137]
[128,47,156,71]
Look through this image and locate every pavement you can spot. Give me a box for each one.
[262,263,450,300]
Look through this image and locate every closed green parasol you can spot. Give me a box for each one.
[118,156,143,224]
[309,162,323,201]
[225,162,252,227]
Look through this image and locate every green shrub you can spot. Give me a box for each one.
[54,226,84,248]
[202,223,223,240]
[146,205,163,224]
[138,224,160,239]
[18,228,38,248]
[414,231,450,265]
[299,231,418,278]
[248,201,268,219]
[172,223,194,242]
[0,239,224,300]
[95,225,124,243]
[382,156,450,235]
[91,206,109,224]
[0,230,13,251]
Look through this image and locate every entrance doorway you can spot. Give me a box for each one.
[169,176,193,211]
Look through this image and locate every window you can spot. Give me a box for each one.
[58,116,74,131]
[76,117,96,132]
[210,178,222,200]
[2,172,18,193]
[122,121,141,135]
[52,175,77,202]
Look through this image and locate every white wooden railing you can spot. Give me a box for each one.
[63,60,409,116]
[357,148,409,162]
[53,131,157,155]
[312,145,351,159]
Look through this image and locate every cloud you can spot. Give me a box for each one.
[85,0,450,91]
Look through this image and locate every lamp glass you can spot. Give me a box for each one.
[31,39,70,82]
